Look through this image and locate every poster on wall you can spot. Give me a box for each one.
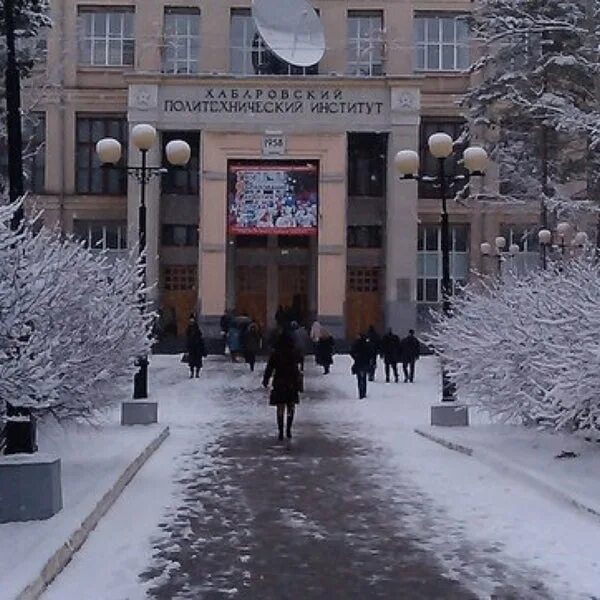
[228,162,318,235]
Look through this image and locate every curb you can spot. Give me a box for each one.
[414,427,600,523]
[16,426,170,600]
[414,428,473,456]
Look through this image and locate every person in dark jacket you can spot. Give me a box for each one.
[263,333,301,440]
[291,321,312,372]
[380,328,401,383]
[350,334,371,399]
[366,325,381,382]
[315,330,335,374]
[242,321,261,372]
[399,329,421,383]
[185,315,207,378]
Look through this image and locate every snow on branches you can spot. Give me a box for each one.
[0,204,153,420]
[428,253,600,436]
[464,0,600,212]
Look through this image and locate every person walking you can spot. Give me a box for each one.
[242,320,262,372]
[262,333,302,441]
[315,329,335,374]
[399,329,421,383]
[366,325,381,382]
[350,333,371,399]
[380,328,401,383]
[291,321,312,372]
[226,320,242,362]
[185,315,207,378]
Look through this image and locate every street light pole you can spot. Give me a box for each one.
[96,126,191,401]
[395,135,488,405]
[133,147,149,399]
[3,0,38,454]
[438,158,452,318]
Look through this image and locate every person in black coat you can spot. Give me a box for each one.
[262,333,302,440]
[366,325,380,382]
[399,329,421,383]
[242,321,261,372]
[315,332,335,374]
[380,328,401,383]
[350,334,371,399]
[185,315,207,378]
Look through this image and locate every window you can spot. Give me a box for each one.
[347,226,382,248]
[73,219,127,250]
[78,7,135,67]
[347,11,384,76]
[230,9,318,75]
[162,224,198,247]
[163,265,197,291]
[161,131,199,195]
[163,8,200,74]
[419,119,466,199]
[348,267,380,293]
[278,236,310,248]
[25,114,46,193]
[348,132,387,197]
[76,116,127,194]
[414,14,469,71]
[417,224,469,303]
[235,235,268,248]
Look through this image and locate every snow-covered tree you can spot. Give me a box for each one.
[0,203,153,421]
[464,0,600,215]
[428,253,600,436]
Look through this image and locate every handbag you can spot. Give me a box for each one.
[181,352,189,364]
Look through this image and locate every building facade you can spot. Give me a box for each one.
[25,0,542,342]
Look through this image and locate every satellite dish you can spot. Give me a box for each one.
[251,0,325,68]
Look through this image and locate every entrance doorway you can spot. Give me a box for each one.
[160,265,198,337]
[278,265,309,324]
[235,265,268,331]
[231,234,316,331]
[346,267,382,339]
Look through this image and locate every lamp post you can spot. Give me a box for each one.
[96,125,191,400]
[395,135,487,407]
[480,237,520,280]
[538,223,585,269]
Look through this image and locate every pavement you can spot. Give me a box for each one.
[40,356,600,600]
[135,362,554,600]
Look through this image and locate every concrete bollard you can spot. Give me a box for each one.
[121,401,158,425]
[431,403,469,427]
[0,454,63,523]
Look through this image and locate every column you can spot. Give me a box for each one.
[386,88,421,334]
[317,134,347,339]
[198,131,227,337]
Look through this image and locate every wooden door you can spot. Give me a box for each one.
[236,266,267,331]
[160,265,198,336]
[346,267,382,340]
[278,265,308,324]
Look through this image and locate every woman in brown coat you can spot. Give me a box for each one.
[262,332,301,440]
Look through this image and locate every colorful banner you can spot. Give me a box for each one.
[228,162,318,235]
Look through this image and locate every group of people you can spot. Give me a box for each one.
[186,311,421,438]
[350,326,421,399]
[220,311,263,371]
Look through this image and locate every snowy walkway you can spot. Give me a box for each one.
[40,356,600,600]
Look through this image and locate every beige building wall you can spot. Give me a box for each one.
[21,0,544,340]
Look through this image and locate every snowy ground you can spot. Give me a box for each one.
[31,355,600,600]
[0,413,162,600]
